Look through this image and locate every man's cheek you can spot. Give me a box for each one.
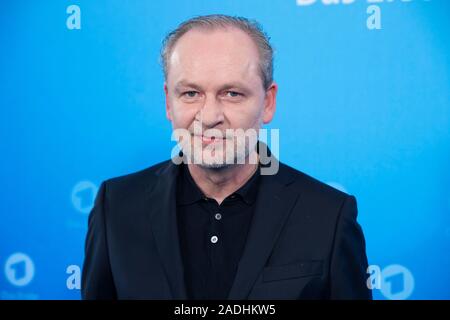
[171,113,189,129]
[175,109,197,127]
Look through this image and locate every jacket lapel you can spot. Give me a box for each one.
[227,161,301,299]
[148,162,188,299]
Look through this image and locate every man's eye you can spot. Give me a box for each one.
[183,91,199,98]
[226,91,243,98]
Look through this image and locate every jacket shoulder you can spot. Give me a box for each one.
[278,162,351,205]
[102,159,172,195]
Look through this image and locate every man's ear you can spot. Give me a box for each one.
[262,82,278,124]
[164,83,173,121]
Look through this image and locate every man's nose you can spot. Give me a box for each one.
[198,95,224,128]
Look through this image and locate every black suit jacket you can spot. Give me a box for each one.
[82,155,372,300]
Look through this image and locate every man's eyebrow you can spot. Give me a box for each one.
[174,81,203,93]
[174,80,251,91]
[218,82,251,91]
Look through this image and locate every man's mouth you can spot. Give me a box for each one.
[202,135,221,144]
[193,135,226,145]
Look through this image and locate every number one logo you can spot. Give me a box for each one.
[4,253,35,287]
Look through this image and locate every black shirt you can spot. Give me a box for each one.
[176,164,260,299]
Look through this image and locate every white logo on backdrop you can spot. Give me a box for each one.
[4,253,35,287]
[296,0,432,30]
[66,265,81,290]
[66,5,81,30]
[71,181,98,214]
[367,264,415,300]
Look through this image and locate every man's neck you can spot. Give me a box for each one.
[187,150,259,205]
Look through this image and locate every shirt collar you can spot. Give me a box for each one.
[177,164,260,206]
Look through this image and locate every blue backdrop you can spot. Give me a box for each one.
[0,0,449,300]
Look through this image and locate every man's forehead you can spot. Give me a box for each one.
[170,63,260,91]
[168,28,260,79]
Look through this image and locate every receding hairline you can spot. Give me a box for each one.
[169,24,258,48]
[160,14,274,90]
[165,26,261,73]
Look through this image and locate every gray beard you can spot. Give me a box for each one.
[196,162,233,170]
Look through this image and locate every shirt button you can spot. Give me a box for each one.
[210,235,218,244]
[215,213,222,220]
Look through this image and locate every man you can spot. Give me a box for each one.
[82,14,372,300]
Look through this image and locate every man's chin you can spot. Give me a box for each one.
[180,146,252,168]
[195,162,232,170]
[191,152,231,169]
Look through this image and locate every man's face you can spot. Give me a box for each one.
[164,27,277,168]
